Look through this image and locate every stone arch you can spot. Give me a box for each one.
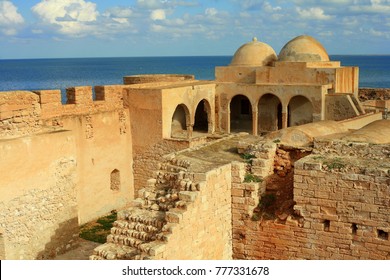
[288,95,313,127]
[110,169,121,191]
[258,93,282,132]
[194,99,212,133]
[171,104,190,138]
[229,95,253,133]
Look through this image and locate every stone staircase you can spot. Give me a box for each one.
[90,157,200,260]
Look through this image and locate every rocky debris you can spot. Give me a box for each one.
[359,88,390,101]
[274,149,292,177]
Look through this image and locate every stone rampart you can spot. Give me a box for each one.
[36,85,124,119]
[0,91,42,138]
[1,85,125,138]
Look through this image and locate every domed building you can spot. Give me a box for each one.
[278,35,329,62]
[230,37,277,66]
[215,35,363,134]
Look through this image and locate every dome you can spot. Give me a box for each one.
[230,37,277,66]
[278,35,329,62]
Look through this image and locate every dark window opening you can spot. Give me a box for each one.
[352,223,358,235]
[194,100,209,132]
[323,220,330,231]
[241,99,250,115]
[277,103,283,129]
[377,229,389,240]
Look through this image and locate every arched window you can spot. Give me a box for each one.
[288,96,313,127]
[110,169,120,191]
[230,95,252,133]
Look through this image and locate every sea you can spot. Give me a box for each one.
[0,55,389,103]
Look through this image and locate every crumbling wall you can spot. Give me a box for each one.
[133,140,191,197]
[232,140,390,260]
[159,164,233,259]
[0,91,41,138]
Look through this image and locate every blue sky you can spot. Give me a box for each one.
[0,0,389,58]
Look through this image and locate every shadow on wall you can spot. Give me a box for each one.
[36,217,79,260]
[0,230,5,260]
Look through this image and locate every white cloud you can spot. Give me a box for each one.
[103,7,133,18]
[32,0,99,37]
[296,7,333,20]
[137,0,165,9]
[263,2,282,13]
[0,0,24,36]
[350,0,390,14]
[150,9,166,20]
[205,8,218,16]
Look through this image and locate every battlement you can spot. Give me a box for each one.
[0,85,125,138]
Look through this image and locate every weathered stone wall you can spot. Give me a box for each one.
[36,85,124,119]
[124,74,194,85]
[232,143,390,260]
[0,131,78,259]
[325,94,359,121]
[0,91,42,138]
[133,139,191,197]
[157,164,233,259]
[42,110,134,224]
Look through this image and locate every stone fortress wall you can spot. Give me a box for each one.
[0,87,134,259]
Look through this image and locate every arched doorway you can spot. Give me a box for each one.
[230,95,252,133]
[288,96,313,127]
[194,99,211,133]
[258,94,282,132]
[171,104,190,138]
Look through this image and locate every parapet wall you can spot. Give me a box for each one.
[1,85,125,138]
[0,91,42,138]
[36,85,124,119]
[124,74,195,85]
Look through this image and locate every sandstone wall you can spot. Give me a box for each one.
[0,131,78,259]
[0,91,41,138]
[132,139,190,196]
[157,164,233,259]
[325,94,360,121]
[232,144,390,260]
[51,110,134,224]
[36,85,124,119]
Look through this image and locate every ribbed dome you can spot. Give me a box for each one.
[230,37,277,66]
[278,35,329,62]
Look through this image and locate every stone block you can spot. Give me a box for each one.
[178,191,198,202]
[304,162,322,170]
[231,189,244,197]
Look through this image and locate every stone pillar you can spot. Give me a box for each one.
[187,124,193,139]
[252,108,258,136]
[282,105,288,129]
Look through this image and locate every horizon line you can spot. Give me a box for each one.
[1,54,390,60]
